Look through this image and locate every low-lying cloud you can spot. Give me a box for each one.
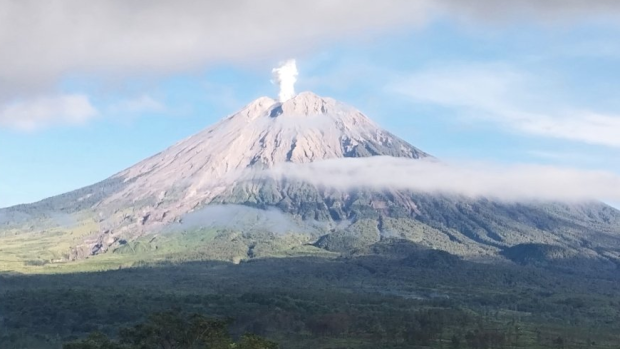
[174,204,304,234]
[258,156,620,203]
[166,204,345,235]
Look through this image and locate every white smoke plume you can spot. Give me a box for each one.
[272,59,298,102]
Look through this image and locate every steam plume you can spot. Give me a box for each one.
[272,59,298,102]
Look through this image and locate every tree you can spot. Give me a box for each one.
[235,334,278,349]
[553,336,565,349]
[63,332,126,349]
[450,334,461,349]
[63,312,278,349]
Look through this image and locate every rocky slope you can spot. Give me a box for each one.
[100,92,428,224]
[2,92,620,269]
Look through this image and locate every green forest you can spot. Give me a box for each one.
[2,240,620,349]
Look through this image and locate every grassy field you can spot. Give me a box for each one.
[0,223,338,274]
[0,217,99,272]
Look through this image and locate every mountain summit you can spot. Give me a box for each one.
[98,92,429,231]
[111,91,427,210]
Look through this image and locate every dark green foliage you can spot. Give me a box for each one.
[501,243,618,272]
[64,332,125,349]
[236,334,279,349]
[314,219,381,252]
[63,312,277,349]
[400,248,461,268]
[502,243,575,265]
[2,246,620,348]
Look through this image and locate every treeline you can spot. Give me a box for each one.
[63,311,277,349]
[1,287,618,348]
[2,256,620,348]
[61,309,597,349]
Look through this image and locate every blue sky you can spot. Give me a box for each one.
[1,1,620,207]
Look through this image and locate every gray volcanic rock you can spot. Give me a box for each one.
[99,92,428,225]
[2,92,620,269]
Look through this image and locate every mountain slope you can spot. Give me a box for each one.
[99,92,428,222]
[1,92,620,269]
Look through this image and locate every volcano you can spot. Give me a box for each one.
[2,92,620,269]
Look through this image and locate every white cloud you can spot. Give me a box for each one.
[0,0,434,129]
[1,1,619,129]
[166,204,343,235]
[392,64,523,110]
[0,94,98,131]
[108,94,165,114]
[392,64,620,148]
[258,156,620,203]
[527,150,575,161]
[516,112,620,147]
[2,0,619,98]
[438,0,620,22]
[0,0,432,99]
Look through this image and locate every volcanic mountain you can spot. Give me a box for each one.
[2,92,620,269]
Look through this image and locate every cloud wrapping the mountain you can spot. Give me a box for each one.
[168,204,304,234]
[260,156,620,202]
[166,204,350,235]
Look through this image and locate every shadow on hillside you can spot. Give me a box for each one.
[1,240,620,349]
[2,239,618,294]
